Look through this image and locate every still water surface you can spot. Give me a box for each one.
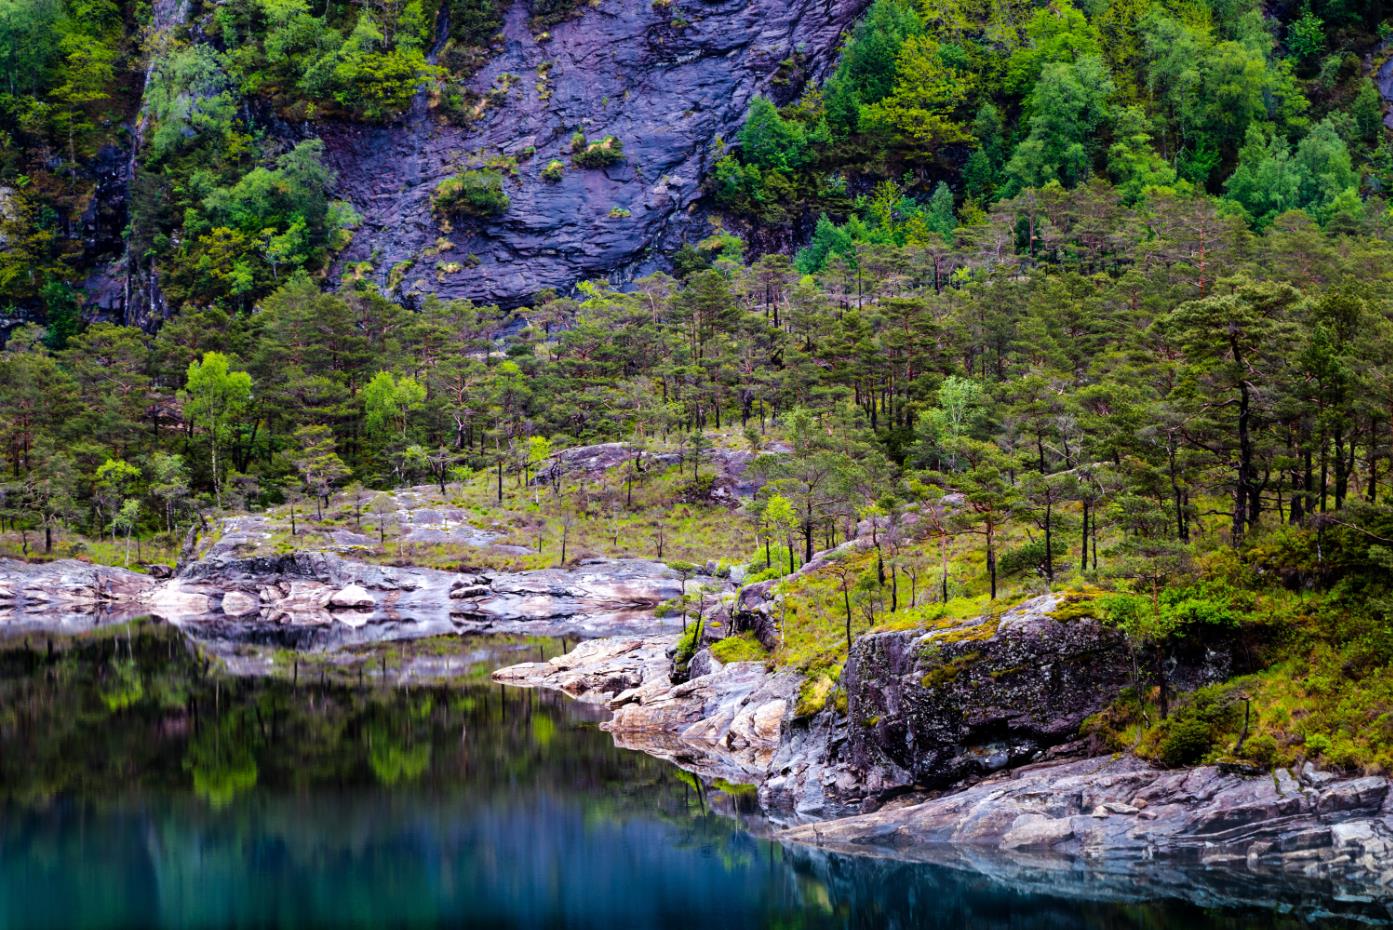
[0,620,1383,929]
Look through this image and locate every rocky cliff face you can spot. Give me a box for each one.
[65,0,865,325]
[321,0,866,307]
[760,595,1233,815]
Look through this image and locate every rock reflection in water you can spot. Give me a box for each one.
[0,619,1384,929]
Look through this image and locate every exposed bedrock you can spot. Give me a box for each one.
[0,551,701,647]
[494,594,1393,891]
[782,756,1393,893]
[783,807,1393,925]
[321,0,868,307]
[493,633,801,783]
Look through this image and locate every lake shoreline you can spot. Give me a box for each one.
[494,627,1393,898]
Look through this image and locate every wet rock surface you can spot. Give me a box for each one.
[783,832,1393,926]
[323,0,868,306]
[493,592,1393,891]
[495,634,799,783]
[0,550,697,650]
[781,756,1393,890]
[1379,54,1393,129]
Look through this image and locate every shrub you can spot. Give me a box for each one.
[541,159,565,182]
[673,621,702,676]
[1148,687,1239,767]
[1240,732,1278,767]
[571,133,625,168]
[1157,714,1215,767]
[433,169,510,217]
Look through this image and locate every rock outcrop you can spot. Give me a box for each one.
[782,756,1393,889]
[494,594,1179,813]
[843,595,1140,792]
[495,600,1393,891]
[534,440,780,504]
[0,551,700,648]
[494,634,798,783]
[0,559,161,631]
[323,0,869,307]
[758,594,1237,816]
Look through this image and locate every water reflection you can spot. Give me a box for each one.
[0,620,1386,929]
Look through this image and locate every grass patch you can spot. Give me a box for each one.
[709,631,767,664]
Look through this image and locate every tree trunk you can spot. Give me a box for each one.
[1081,499,1090,571]
[842,581,852,651]
[986,524,997,600]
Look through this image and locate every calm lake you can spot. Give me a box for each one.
[0,619,1383,929]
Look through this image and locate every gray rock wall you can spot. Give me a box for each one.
[322,0,867,306]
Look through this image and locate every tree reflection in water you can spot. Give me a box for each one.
[0,619,1382,929]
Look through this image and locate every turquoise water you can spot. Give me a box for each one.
[0,621,1382,929]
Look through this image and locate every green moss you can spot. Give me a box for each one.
[1050,585,1105,622]
[794,673,836,718]
[919,650,981,689]
[709,632,767,664]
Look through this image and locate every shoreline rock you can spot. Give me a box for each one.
[492,598,1393,893]
[494,633,799,785]
[781,755,1393,889]
[0,551,706,648]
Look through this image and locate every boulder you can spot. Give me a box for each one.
[328,583,375,609]
[219,590,260,617]
[839,594,1233,796]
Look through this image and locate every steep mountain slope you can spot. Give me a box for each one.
[321,0,867,306]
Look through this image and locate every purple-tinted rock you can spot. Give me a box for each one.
[322,0,868,307]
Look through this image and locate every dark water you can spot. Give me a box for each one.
[0,621,1384,929]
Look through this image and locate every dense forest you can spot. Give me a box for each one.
[4,0,1393,773]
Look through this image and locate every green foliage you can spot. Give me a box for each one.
[823,0,923,137]
[860,35,973,156]
[433,169,511,217]
[709,631,768,664]
[1004,56,1113,191]
[362,370,426,441]
[214,0,438,121]
[180,351,253,507]
[794,213,854,274]
[1224,121,1356,228]
[998,537,1067,579]
[1286,8,1325,62]
[737,97,809,173]
[144,45,241,164]
[570,134,625,168]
